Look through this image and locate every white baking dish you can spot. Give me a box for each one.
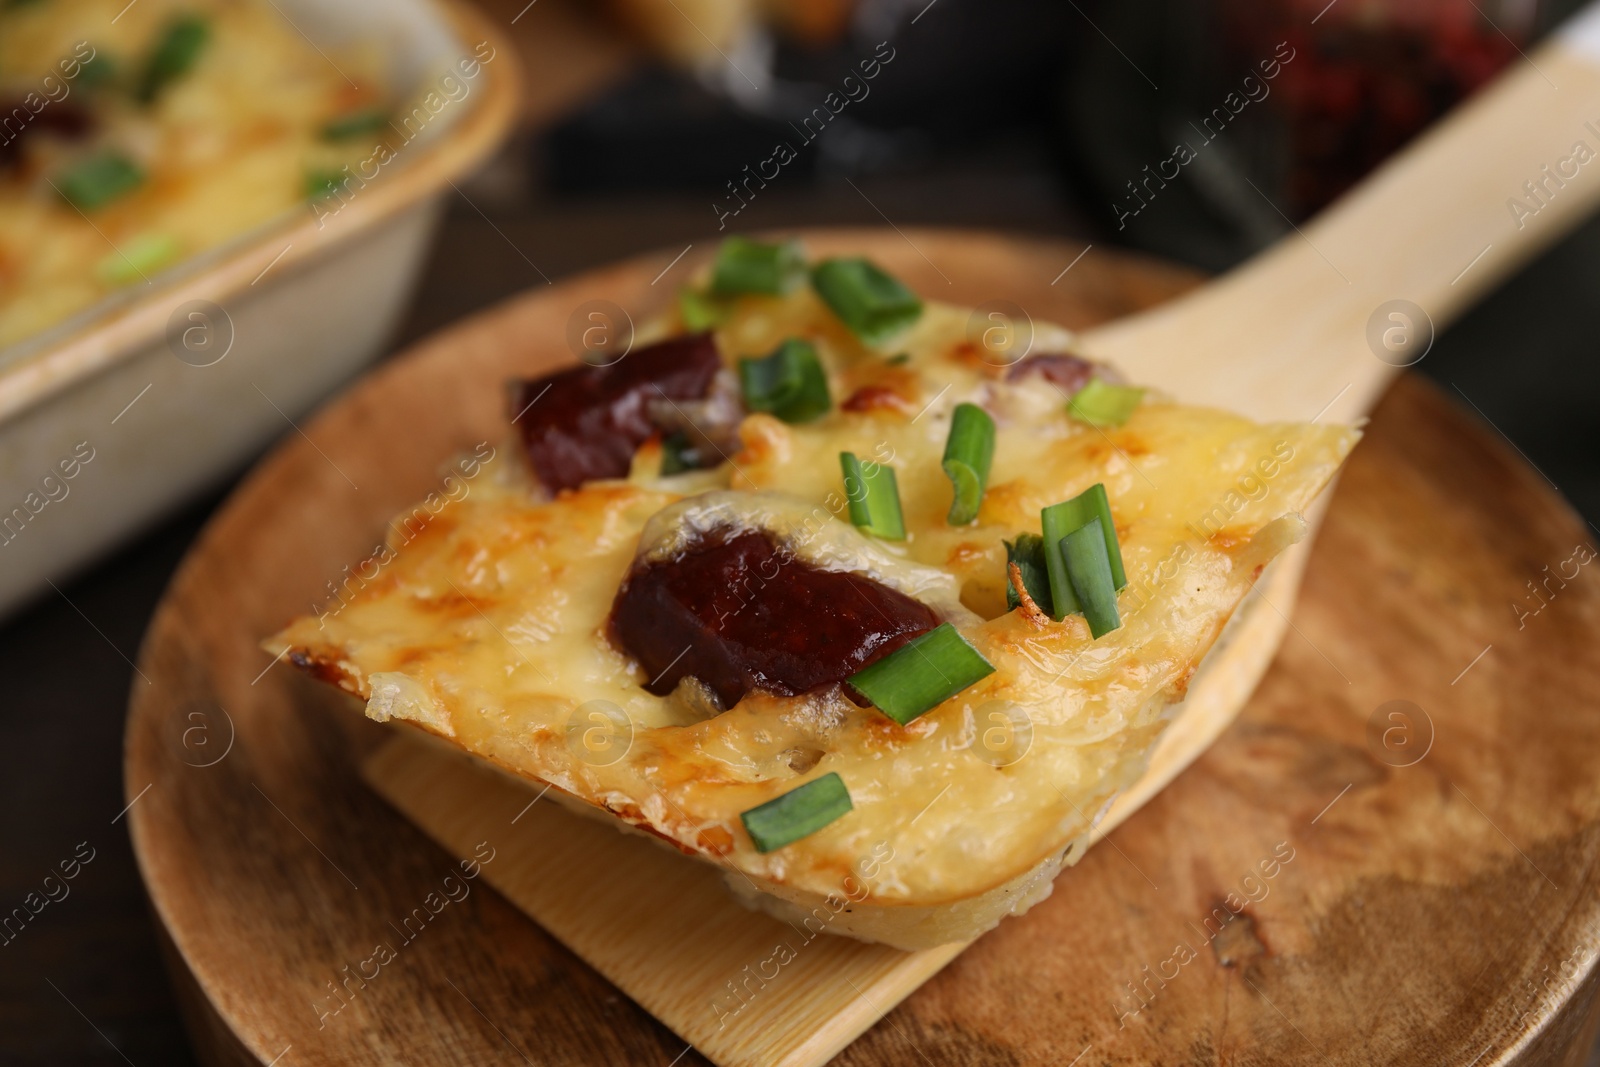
[0,0,518,617]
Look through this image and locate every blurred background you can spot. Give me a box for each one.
[3,0,1598,1060]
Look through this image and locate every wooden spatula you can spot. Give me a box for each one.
[363,12,1600,1067]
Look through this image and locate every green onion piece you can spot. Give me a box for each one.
[320,107,389,142]
[678,287,728,331]
[740,772,852,853]
[137,14,209,102]
[97,232,179,285]
[659,431,699,476]
[306,168,347,201]
[1041,517,1079,619]
[1067,378,1144,428]
[810,258,923,346]
[56,153,144,211]
[849,623,996,726]
[76,54,118,89]
[942,402,995,525]
[1040,483,1126,609]
[1041,484,1127,633]
[840,452,905,540]
[886,353,910,366]
[711,236,805,296]
[738,338,831,423]
[1061,517,1122,638]
[1004,533,1052,613]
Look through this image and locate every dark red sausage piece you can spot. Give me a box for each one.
[1005,353,1096,394]
[511,333,721,493]
[608,527,939,708]
[0,99,94,169]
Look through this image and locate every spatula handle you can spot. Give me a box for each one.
[1080,4,1600,423]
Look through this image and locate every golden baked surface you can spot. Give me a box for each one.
[269,279,1358,923]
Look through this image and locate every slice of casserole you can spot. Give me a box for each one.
[270,239,1357,949]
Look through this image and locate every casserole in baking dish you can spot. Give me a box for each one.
[0,0,516,616]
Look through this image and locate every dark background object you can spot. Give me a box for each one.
[544,67,820,192]
[3,0,1598,1059]
[545,0,1073,194]
[1060,0,1586,267]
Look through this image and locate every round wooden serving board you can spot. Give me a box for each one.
[126,230,1600,1066]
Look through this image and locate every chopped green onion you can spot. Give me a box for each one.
[659,431,699,475]
[840,452,905,540]
[306,168,348,201]
[738,338,831,423]
[97,232,179,285]
[810,257,923,346]
[942,402,995,525]
[1040,484,1126,635]
[1040,482,1126,600]
[320,107,389,141]
[886,353,910,366]
[56,153,144,211]
[740,772,852,852]
[1004,533,1052,613]
[1061,517,1121,638]
[849,622,996,725]
[76,54,118,89]
[137,14,209,102]
[678,287,729,331]
[1067,378,1144,428]
[711,236,805,296]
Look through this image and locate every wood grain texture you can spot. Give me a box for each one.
[124,231,1600,1066]
[360,733,968,1067]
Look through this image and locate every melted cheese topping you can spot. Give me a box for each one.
[271,289,1358,915]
